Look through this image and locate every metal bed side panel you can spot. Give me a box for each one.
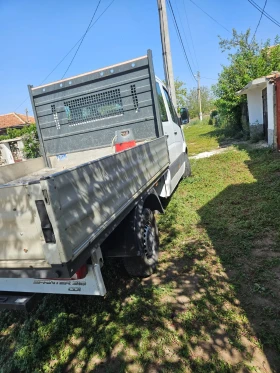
[43,137,169,264]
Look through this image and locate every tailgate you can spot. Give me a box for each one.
[0,183,52,271]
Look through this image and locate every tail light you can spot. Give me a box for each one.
[71,264,88,280]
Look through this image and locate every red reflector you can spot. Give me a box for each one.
[72,264,88,280]
[115,140,136,152]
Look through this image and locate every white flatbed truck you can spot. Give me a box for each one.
[0,50,191,310]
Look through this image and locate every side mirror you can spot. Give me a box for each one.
[179,107,189,124]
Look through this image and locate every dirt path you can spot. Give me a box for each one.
[189,147,230,159]
[189,140,269,159]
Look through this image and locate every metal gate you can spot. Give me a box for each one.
[276,77,280,150]
[262,88,268,142]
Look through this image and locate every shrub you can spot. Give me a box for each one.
[0,124,40,158]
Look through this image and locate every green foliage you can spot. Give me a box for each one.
[166,79,214,119]
[214,29,280,135]
[210,110,218,118]
[174,78,187,110]
[22,127,40,158]
[0,124,40,158]
[186,86,214,119]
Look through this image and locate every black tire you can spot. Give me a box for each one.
[123,208,159,277]
[183,153,191,178]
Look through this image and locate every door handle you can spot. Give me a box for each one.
[174,131,177,135]
[164,133,169,138]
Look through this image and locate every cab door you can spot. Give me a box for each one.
[155,82,176,165]
[161,86,184,162]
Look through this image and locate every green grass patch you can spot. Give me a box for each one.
[184,119,222,155]
[1,133,280,372]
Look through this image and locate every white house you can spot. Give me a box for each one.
[237,73,280,147]
[0,137,25,166]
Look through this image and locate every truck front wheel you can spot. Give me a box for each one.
[123,208,159,277]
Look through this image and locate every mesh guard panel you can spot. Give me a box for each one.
[64,88,124,126]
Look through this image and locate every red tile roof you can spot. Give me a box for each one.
[0,113,35,130]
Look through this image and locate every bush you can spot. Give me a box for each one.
[22,129,40,158]
[0,124,40,158]
[210,110,218,119]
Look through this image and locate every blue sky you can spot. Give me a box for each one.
[0,0,279,115]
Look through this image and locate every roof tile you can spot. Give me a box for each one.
[0,113,35,130]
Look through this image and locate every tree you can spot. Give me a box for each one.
[186,86,214,119]
[213,29,280,134]
[174,78,187,110]
[164,79,188,111]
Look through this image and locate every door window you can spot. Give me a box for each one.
[156,82,168,122]
[162,88,177,123]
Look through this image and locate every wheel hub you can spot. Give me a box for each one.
[143,225,155,258]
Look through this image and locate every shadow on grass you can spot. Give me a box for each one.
[198,147,280,372]
[0,148,280,373]
[0,240,260,372]
[198,126,246,148]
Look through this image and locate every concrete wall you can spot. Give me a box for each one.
[267,82,275,146]
[247,88,263,125]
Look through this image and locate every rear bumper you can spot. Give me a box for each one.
[0,292,42,311]
[0,264,106,297]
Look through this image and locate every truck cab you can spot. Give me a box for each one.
[155,77,190,197]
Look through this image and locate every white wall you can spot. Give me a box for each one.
[0,143,14,165]
[247,88,263,125]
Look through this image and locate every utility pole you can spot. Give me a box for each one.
[197,71,202,121]
[25,108,29,123]
[157,0,177,110]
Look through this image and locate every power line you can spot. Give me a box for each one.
[182,0,199,70]
[247,0,280,28]
[167,0,197,82]
[173,0,197,71]
[14,0,115,111]
[189,0,230,33]
[61,0,101,79]
[252,0,267,41]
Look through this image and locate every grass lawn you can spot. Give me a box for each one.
[184,119,230,156]
[1,124,280,372]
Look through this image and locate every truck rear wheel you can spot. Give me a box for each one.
[123,208,159,277]
[183,153,191,178]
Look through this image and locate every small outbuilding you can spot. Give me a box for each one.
[237,73,280,148]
